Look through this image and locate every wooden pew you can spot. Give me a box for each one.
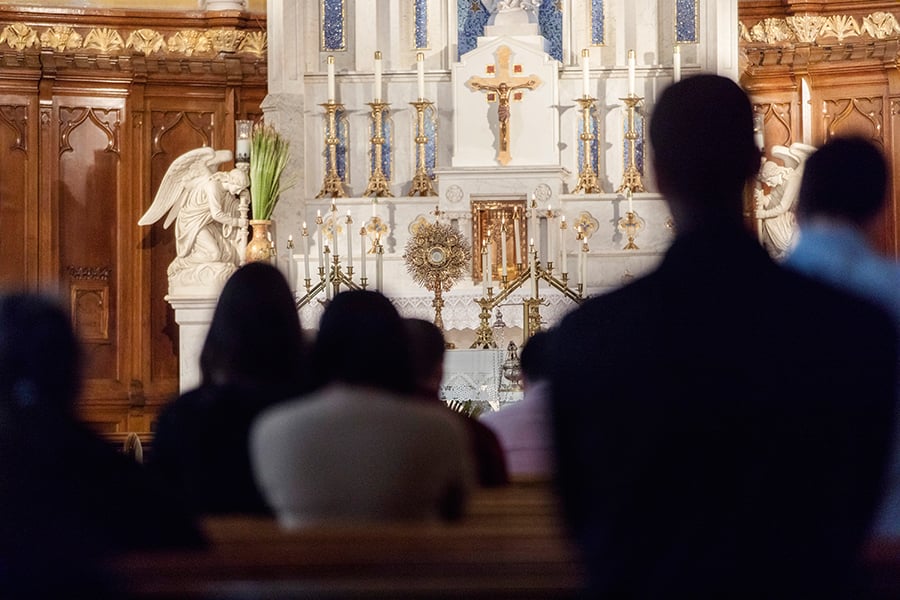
[108,483,585,599]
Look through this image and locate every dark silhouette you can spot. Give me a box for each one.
[150,262,308,515]
[0,293,202,595]
[785,136,900,538]
[481,330,555,478]
[404,318,509,487]
[252,290,474,525]
[550,75,898,597]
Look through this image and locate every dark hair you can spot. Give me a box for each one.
[404,318,446,386]
[649,75,759,203]
[520,330,552,382]
[200,262,306,392]
[0,293,81,412]
[797,136,887,227]
[311,290,414,395]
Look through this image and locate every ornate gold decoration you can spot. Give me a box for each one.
[316,101,348,198]
[573,211,599,240]
[862,12,900,40]
[83,28,125,54]
[403,220,471,331]
[822,15,860,42]
[41,26,83,52]
[66,266,112,281]
[408,214,430,235]
[208,28,245,53]
[617,95,645,194]
[126,29,165,54]
[786,16,826,44]
[239,31,267,57]
[364,101,393,197]
[167,30,212,56]
[617,210,645,250]
[572,96,602,194]
[409,100,438,197]
[743,12,900,46]
[1,24,39,50]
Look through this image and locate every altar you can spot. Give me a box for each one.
[164,0,740,395]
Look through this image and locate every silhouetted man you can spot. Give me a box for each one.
[550,75,897,597]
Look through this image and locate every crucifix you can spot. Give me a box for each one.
[467,45,542,166]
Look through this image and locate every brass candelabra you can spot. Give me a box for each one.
[364,101,393,197]
[296,251,366,309]
[316,101,348,198]
[408,100,437,196]
[617,95,646,194]
[470,246,585,349]
[572,96,602,194]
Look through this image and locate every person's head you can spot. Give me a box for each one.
[796,136,887,229]
[311,290,414,395]
[0,293,81,413]
[649,75,760,230]
[404,318,446,399]
[520,330,552,388]
[200,262,306,392]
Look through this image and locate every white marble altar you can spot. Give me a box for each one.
[164,0,740,395]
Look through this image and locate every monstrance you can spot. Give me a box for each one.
[403,220,471,334]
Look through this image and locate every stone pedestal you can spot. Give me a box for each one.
[166,295,218,393]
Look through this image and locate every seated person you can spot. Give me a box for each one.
[404,318,508,487]
[250,291,474,527]
[481,330,553,479]
[149,262,309,515]
[0,293,202,594]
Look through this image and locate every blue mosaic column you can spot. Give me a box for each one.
[415,0,428,49]
[675,0,698,43]
[321,0,346,51]
[591,0,605,45]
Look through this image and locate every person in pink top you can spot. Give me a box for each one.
[480,330,554,479]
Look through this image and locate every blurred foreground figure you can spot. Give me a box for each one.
[550,76,898,597]
[0,293,202,595]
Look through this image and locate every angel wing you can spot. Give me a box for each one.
[138,147,231,228]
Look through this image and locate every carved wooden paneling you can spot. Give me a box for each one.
[0,99,35,287]
[822,97,885,143]
[753,101,794,149]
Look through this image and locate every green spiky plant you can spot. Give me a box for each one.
[249,123,291,220]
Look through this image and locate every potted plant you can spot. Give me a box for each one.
[246,123,290,262]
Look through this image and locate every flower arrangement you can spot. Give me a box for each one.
[249,123,291,220]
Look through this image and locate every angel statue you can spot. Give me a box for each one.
[752,142,815,259]
[139,147,249,293]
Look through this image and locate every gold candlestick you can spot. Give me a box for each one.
[573,96,602,194]
[409,100,437,197]
[364,101,393,197]
[617,95,646,194]
[316,101,348,198]
[617,210,645,250]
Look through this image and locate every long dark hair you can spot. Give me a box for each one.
[199,262,306,394]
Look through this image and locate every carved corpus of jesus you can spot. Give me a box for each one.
[467,45,542,166]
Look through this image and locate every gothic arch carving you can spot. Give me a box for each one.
[0,105,27,152]
[150,111,214,157]
[59,107,121,155]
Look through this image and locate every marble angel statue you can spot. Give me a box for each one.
[753,142,815,259]
[481,0,541,21]
[139,147,249,292]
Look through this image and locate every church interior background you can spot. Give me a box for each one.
[0,0,897,434]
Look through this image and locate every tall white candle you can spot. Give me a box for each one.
[374,50,383,102]
[513,211,522,265]
[529,196,538,258]
[546,205,555,268]
[416,52,425,100]
[481,242,489,297]
[627,188,634,214]
[486,230,493,287]
[376,244,383,292]
[324,245,332,300]
[500,220,508,278]
[327,55,336,102]
[316,210,324,275]
[801,77,812,145]
[577,233,584,287]
[627,49,636,97]
[581,48,591,97]
[371,198,377,218]
[529,240,538,299]
[559,216,568,276]
[301,223,310,282]
[673,46,681,83]
[359,227,367,281]
[345,211,353,268]
[580,239,588,287]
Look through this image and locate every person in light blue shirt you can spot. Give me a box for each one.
[786,135,900,538]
